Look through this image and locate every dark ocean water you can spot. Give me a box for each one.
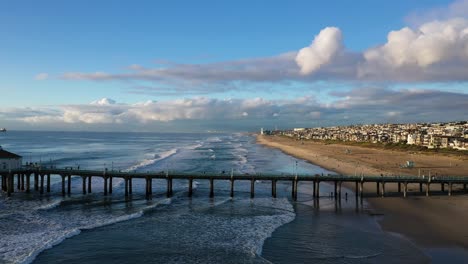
[0,131,450,263]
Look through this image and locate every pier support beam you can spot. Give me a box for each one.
[230,179,235,198]
[376,182,380,196]
[82,177,87,194]
[381,182,385,197]
[272,179,277,198]
[40,174,44,194]
[149,178,153,199]
[334,181,337,199]
[449,183,453,196]
[34,173,39,191]
[294,179,298,201]
[20,174,25,191]
[316,181,320,198]
[108,176,112,194]
[67,175,71,195]
[1,174,5,191]
[125,178,129,197]
[188,178,193,197]
[251,179,255,199]
[398,182,401,193]
[426,183,430,197]
[441,183,445,192]
[145,178,151,200]
[355,181,359,199]
[403,182,408,198]
[419,183,423,193]
[88,176,92,193]
[104,177,108,196]
[47,174,50,193]
[313,180,317,198]
[209,178,214,198]
[61,175,65,196]
[128,177,132,195]
[17,173,20,190]
[26,174,31,193]
[7,173,13,197]
[167,177,173,198]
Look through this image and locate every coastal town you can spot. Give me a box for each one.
[262,121,468,150]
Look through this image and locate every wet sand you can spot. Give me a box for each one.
[257,135,468,249]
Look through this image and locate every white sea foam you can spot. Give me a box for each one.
[127,148,178,172]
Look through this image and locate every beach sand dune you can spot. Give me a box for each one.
[257,135,468,249]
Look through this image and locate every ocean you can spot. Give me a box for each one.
[0,131,445,263]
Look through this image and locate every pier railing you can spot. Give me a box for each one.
[1,167,467,200]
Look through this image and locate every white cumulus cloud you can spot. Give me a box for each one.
[295,27,343,75]
[359,18,468,80]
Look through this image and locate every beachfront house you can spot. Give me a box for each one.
[0,146,22,170]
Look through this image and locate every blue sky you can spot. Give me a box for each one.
[1,0,467,131]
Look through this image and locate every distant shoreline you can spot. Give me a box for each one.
[256,134,468,250]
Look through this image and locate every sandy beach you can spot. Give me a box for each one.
[257,135,468,249]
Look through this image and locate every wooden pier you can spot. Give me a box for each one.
[1,167,468,200]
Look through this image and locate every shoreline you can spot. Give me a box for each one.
[256,134,468,250]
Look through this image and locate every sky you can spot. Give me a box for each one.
[1,0,468,132]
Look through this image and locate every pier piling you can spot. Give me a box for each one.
[61,175,65,196]
[34,173,38,191]
[88,176,92,193]
[251,178,255,199]
[272,179,277,198]
[104,177,108,196]
[67,175,71,195]
[294,179,298,201]
[26,174,30,193]
[426,183,430,197]
[316,181,320,198]
[82,177,87,194]
[7,173,13,197]
[40,174,44,194]
[188,177,193,197]
[47,174,50,193]
[209,178,214,198]
[403,182,408,198]
[149,178,153,199]
[230,179,235,198]
[20,174,24,191]
[167,177,173,198]
[108,176,112,194]
[124,178,129,197]
[128,178,132,195]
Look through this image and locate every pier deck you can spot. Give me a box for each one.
[1,167,467,200]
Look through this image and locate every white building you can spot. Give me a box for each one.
[407,134,417,145]
[0,147,22,170]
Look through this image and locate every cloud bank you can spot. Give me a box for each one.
[2,87,467,131]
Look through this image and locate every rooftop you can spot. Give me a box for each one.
[0,147,22,159]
